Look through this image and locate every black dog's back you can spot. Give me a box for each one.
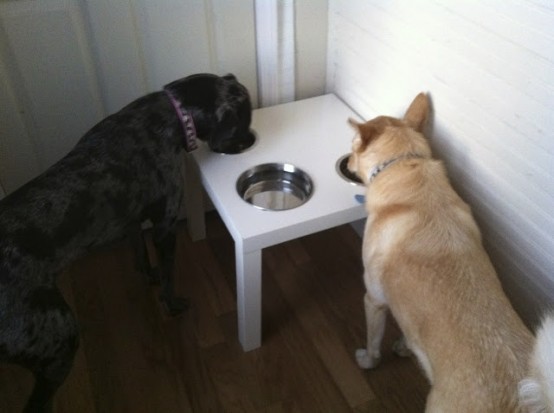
[0,91,180,268]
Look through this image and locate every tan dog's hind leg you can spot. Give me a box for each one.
[356,291,387,369]
[424,390,454,413]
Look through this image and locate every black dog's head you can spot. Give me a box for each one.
[164,73,254,154]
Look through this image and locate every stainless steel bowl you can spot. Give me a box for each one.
[335,154,363,186]
[236,163,314,211]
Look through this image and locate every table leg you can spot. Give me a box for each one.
[183,153,206,241]
[235,246,262,351]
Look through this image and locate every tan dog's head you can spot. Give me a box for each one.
[347,93,432,184]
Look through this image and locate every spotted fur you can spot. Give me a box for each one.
[0,73,252,412]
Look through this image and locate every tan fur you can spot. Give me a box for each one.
[348,93,540,412]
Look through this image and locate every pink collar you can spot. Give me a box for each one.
[164,88,198,152]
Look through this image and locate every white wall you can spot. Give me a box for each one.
[0,0,258,193]
[327,0,554,325]
[0,0,328,193]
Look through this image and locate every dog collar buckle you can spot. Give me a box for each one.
[164,88,198,152]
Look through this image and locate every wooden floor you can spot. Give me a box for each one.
[0,212,429,412]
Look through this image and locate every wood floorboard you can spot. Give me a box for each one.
[0,212,429,412]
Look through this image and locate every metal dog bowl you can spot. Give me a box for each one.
[236,163,314,211]
[214,129,257,154]
[336,154,363,186]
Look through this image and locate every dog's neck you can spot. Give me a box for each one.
[163,87,198,152]
[368,153,426,183]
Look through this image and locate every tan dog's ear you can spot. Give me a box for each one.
[349,117,381,152]
[348,118,363,151]
[348,117,361,130]
[403,93,430,133]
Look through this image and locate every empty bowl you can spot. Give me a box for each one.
[236,163,314,211]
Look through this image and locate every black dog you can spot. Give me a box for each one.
[0,73,253,412]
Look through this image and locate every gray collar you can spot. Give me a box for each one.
[368,153,426,183]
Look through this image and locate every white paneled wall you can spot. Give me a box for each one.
[0,0,258,193]
[327,0,554,324]
[0,0,103,191]
[0,0,330,193]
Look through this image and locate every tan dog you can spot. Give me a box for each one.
[347,93,554,412]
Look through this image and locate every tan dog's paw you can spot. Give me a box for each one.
[355,348,381,369]
[392,337,412,357]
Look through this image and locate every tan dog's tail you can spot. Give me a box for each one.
[519,314,554,412]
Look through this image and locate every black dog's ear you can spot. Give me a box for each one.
[222,73,237,82]
[210,107,238,146]
[216,102,238,124]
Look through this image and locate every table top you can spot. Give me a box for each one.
[192,94,367,252]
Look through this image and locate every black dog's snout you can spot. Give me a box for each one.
[211,130,256,154]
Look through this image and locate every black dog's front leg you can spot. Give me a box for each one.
[130,223,160,285]
[152,222,189,316]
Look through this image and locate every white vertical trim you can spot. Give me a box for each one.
[201,0,218,73]
[294,0,328,100]
[255,0,279,107]
[254,0,295,107]
[280,0,295,102]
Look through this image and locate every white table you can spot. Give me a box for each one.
[185,94,366,351]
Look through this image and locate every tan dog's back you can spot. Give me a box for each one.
[348,94,545,412]
[375,159,532,411]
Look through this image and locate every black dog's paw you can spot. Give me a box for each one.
[160,295,190,316]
